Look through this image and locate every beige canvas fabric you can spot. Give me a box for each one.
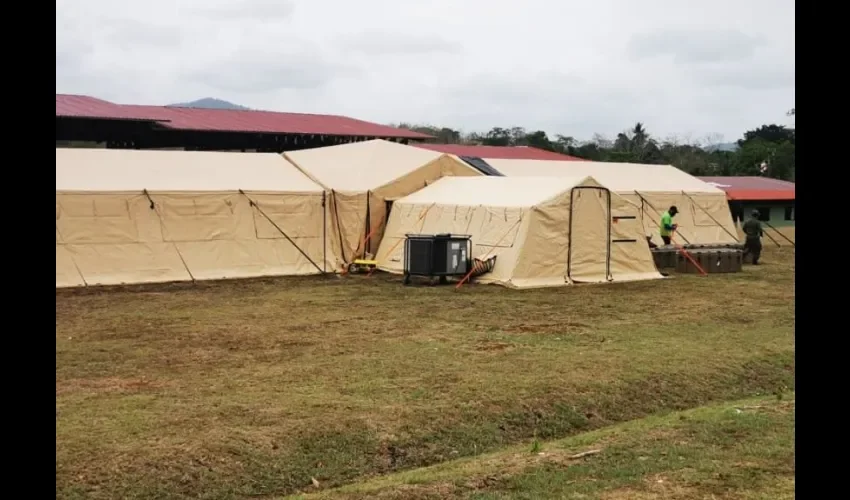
[487,159,739,245]
[283,140,481,266]
[376,176,663,289]
[56,148,337,288]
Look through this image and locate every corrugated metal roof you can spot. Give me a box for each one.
[55,94,431,139]
[56,94,167,121]
[414,143,585,161]
[698,176,795,201]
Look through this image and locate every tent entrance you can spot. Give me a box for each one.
[566,186,612,283]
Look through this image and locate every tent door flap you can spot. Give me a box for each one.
[565,186,612,283]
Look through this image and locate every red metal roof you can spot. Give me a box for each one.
[55,94,432,139]
[56,94,167,121]
[698,176,795,201]
[414,143,586,161]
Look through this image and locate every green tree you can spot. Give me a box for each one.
[523,130,556,151]
[395,123,464,144]
[738,124,795,147]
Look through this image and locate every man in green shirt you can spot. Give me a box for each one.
[741,210,764,265]
[659,205,679,245]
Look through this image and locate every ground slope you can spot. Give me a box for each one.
[292,393,795,499]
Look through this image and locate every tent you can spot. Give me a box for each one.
[283,140,480,266]
[375,176,663,289]
[56,148,336,288]
[485,159,738,245]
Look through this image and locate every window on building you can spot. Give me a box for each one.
[755,207,771,222]
[784,205,794,221]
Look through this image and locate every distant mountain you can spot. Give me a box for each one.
[704,142,739,152]
[167,98,250,110]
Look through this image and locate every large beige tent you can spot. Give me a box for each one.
[283,140,480,266]
[375,176,663,289]
[486,159,738,245]
[56,148,336,288]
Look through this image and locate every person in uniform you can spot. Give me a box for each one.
[741,210,764,265]
[659,206,679,245]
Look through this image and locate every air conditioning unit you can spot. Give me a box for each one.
[403,233,471,285]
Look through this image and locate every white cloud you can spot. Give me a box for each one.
[55,0,795,141]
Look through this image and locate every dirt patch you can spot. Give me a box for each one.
[600,477,702,500]
[56,376,169,397]
[474,341,514,352]
[502,321,591,334]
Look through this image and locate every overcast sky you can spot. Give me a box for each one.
[56,0,794,143]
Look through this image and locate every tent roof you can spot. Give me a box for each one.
[55,148,322,193]
[398,175,596,208]
[284,139,451,192]
[486,158,722,193]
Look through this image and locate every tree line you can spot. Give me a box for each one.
[396,110,795,181]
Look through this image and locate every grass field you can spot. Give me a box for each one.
[56,230,795,499]
[296,393,795,499]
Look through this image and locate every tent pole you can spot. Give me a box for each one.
[606,188,612,281]
[322,191,327,272]
[566,189,575,282]
[239,190,325,275]
[331,190,348,267]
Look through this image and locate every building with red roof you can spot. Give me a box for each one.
[56,94,432,152]
[413,143,585,161]
[699,176,795,226]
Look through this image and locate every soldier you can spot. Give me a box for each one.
[659,206,679,245]
[741,210,764,265]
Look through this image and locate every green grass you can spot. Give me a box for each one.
[56,239,795,499]
[293,393,795,499]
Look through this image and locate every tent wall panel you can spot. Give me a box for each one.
[511,202,569,288]
[476,208,523,248]
[62,242,193,286]
[609,197,661,281]
[57,194,151,245]
[56,245,87,287]
[250,194,324,240]
[156,194,249,243]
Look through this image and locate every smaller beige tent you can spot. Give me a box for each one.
[375,176,663,289]
[56,148,336,288]
[487,159,738,245]
[283,140,480,266]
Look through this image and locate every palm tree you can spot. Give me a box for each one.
[612,122,660,163]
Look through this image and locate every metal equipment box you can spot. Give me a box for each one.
[675,249,744,274]
[403,234,472,284]
[651,248,678,269]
